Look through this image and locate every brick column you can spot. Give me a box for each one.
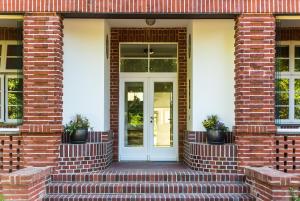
[21,13,63,167]
[234,14,276,171]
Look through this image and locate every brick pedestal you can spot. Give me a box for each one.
[1,167,52,201]
[245,167,300,201]
[21,13,63,167]
[234,14,276,171]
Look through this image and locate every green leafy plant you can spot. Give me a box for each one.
[202,115,228,132]
[0,194,4,201]
[129,113,143,127]
[290,188,300,201]
[64,114,90,135]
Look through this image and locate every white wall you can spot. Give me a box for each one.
[190,20,235,131]
[63,19,110,131]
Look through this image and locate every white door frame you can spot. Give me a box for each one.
[119,73,178,161]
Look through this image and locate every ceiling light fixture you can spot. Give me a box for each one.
[145,19,156,26]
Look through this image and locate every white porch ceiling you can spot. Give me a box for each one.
[107,19,189,27]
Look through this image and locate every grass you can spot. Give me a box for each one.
[290,188,300,201]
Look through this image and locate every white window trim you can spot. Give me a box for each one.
[5,74,23,124]
[0,74,4,123]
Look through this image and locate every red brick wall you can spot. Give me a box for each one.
[110,28,187,160]
[234,14,276,171]
[275,135,300,174]
[21,13,63,167]
[1,0,300,14]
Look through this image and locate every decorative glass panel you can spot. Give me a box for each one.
[276,46,289,57]
[150,59,177,72]
[153,82,173,147]
[7,45,22,56]
[120,59,148,72]
[150,44,177,58]
[120,44,148,58]
[276,59,289,72]
[275,106,289,119]
[124,82,144,147]
[7,78,23,120]
[6,58,23,69]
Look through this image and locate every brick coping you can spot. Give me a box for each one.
[1,166,52,184]
[245,166,300,187]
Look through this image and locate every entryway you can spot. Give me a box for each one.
[119,43,178,161]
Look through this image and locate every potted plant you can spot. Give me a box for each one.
[202,115,228,145]
[64,114,90,144]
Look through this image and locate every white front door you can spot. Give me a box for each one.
[119,77,178,161]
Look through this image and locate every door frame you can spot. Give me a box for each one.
[119,73,178,161]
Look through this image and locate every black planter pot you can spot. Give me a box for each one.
[207,130,225,145]
[70,128,88,144]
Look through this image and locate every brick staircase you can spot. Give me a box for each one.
[43,162,255,201]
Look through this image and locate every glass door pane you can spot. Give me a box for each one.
[124,82,144,147]
[153,82,173,147]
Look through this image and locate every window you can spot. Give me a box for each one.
[0,41,23,123]
[276,42,300,124]
[120,43,177,73]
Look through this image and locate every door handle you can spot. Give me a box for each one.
[150,116,154,123]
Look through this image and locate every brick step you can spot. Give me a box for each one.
[43,193,255,201]
[51,172,245,183]
[46,181,249,194]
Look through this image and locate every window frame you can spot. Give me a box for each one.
[0,40,23,124]
[0,74,4,123]
[276,41,300,125]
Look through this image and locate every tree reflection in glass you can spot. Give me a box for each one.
[125,82,144,147]
[7,78,23,120]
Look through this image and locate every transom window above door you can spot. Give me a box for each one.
[120,43,177,73]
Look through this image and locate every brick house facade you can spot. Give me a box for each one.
[0,0,300,201]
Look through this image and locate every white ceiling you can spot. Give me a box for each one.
[107,19,190,27]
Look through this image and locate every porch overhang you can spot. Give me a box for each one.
[61,13,237,19]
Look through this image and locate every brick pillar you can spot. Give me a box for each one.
[21,13,63,167]
[234,14,276,171]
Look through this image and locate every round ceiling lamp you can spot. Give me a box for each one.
[145,19,156,26]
